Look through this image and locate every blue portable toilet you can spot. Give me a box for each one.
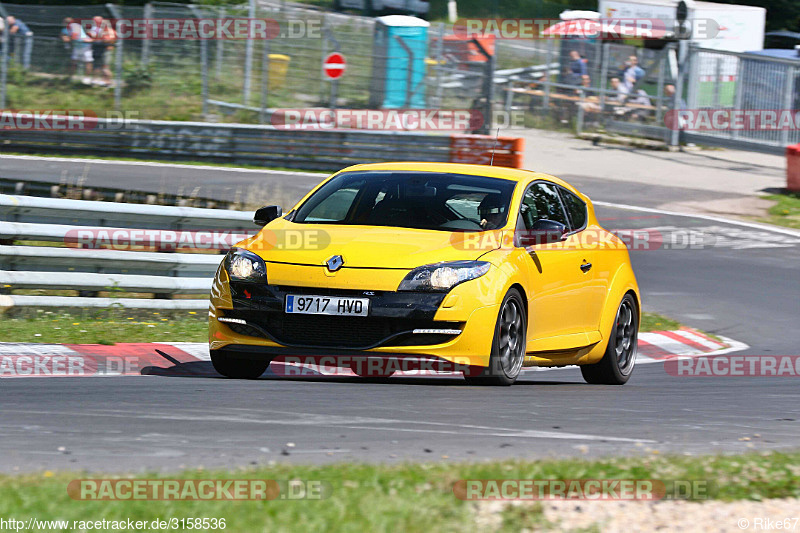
[369,15,429,109]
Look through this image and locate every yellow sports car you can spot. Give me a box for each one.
[209,162,640,385]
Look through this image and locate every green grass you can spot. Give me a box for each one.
[0,310,208,344]
[640,312,682,333]
[759,192,800,230]
[1,310,683,344]
[2,452,800,532]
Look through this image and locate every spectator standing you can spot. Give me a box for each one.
[61,17,93,83]
[88,16,116,86]
[622,55,645,91]
[568,50,587,85]
[6,16,33,69]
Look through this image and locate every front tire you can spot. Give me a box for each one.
[581,293,638,385]
[211,350,269,379]
[464,288,526,386]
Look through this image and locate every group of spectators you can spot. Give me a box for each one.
[0,15,34,69]
[530,50,687,121]
[567,52,648,101]
[61,16,117,86]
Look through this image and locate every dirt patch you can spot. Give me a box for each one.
[476,497,800,532]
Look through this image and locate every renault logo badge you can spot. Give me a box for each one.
[326,255,344,272]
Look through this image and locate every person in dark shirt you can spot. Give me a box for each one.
[568,50,587,85]
[6,16,33,69]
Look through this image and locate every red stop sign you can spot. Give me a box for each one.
[323,52,346,80]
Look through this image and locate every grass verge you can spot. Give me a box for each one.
[759,192,800,230]
[2,452,800,532]
[0,309,207,344]
[2,310,681,344]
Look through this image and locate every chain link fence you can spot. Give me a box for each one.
[0,3,797,152]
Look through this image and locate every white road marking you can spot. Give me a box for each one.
[594,200,800,238]
[640,224,800,249]
[0,343,79,356]
[638,332,706,356]
[163,342,210,360]
[670,330,725,351]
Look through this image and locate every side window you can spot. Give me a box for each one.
[302,183,362,222]
[517,182,569,230]
[559,188,588,231]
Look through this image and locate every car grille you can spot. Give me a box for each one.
[220,310,460,349]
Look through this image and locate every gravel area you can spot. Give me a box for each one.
[476,497,800,532]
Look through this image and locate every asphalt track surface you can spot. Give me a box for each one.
[2,157,800,473]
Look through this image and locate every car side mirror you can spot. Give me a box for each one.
[517,219,568,246]
[254,205,283,226]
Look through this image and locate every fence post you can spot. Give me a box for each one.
[142,3,153,66]
[216,6,225,79]
[685,44,698,110]
[712,57,722,108]
[670,40,689,148]
[543,38,553,110]
[471,37,494,135]
[0,24,7,109]
[319,14,328,105]
[323,25,340,109]
[107,4,124,111]
[598,42,609,117]
[259,41,270,124]
[731,55,744,141]
[433,22,445,109]
[781,65,795,148]
[190,5,209,118]
[655,48,666,126]
[243,0,255,105]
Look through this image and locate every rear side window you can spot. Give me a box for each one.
[559,188,588,231]
[517,182,569,230]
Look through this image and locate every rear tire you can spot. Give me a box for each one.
[580,293,638,385]
[464,288,526,386]
[211,350,269,379]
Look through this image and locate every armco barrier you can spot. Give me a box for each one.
[0,119,525,170]
[0,194,254,309]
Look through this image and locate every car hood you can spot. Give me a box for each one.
[238,220,501,269]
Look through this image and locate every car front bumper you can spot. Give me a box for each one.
[208,273,500,368]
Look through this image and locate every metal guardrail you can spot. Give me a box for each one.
[0,119,525,171]
[0,194,253,229]
[0,194,257,309]
[0,119,454,171]
[0,177,235,209]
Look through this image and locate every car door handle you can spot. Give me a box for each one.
[580,262,592,273]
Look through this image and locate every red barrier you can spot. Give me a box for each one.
[449,134,524,168]
[787,143,800,192]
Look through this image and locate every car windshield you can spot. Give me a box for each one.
[292,171,517,232]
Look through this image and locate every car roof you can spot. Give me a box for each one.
[337,162,576,192]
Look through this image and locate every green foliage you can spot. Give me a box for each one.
[122,61,153,93]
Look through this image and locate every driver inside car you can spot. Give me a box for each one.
[478,193,507,229]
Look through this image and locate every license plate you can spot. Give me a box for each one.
[285,295,369,317]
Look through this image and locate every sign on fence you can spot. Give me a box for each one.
[323,52,346,80]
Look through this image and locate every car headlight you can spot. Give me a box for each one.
[398,261,491,292]
[224,248,266,283]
